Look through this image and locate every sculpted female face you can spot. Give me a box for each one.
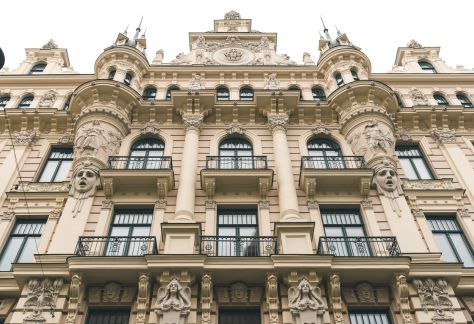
[375,167,398,192]
[74,168,97,193]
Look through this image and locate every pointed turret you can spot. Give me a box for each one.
[113,18,147,54]
[318,18,355,54]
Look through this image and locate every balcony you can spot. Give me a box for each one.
[200,156,273,199]
[100,156,174,198]
[299,156,373,197]
[317,236,401,257]
[199,236,278,256]
[75,236,157,256]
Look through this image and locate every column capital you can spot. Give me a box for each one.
[267,113,289,134]
[182,112,204,132]
[432,127,456,144]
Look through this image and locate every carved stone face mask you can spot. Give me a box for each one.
[74,169,97,193]
[375,167,398,192]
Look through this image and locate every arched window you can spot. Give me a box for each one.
[433,93,449,106]
[351,69,360,81]
[312,87,326,101]
[128,138,165,169]
[165,85,180,101]
[107,69,116,80]
[0,95,10,109]
[456,93,473,108]
[219,138,253,169]
[239,87,254,101]
[63,95,72,110]
[335,73,344,87]
[395,93,404,108]
[18,95,34,108]
[216,86,230,101]
[124,72,133,86]
[29,63,46,75]
[307,138,344,169]
[288,85,303,100]
[419,61,437,73]
[142,87,157,100]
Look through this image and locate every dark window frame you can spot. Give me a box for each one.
[0,95,10,109]
[85,308,131,324]
[395,145,434,180]
[216,86,230,101]
[239,87,254,101]
[456,93,473,108]
[419,60,437,73]
[311,87,326,101]
[335,73,344,87]
[38,147,74,182]
[123,72,133,86]
[63,94,72,110]
[395,93,404,108]
[349,310,392,324]
[29,63,47,75]
[18,95,34,108]
[142,87,157,100]
[107,69,116,80]
[351,69,360,81]
[433,93,449,106]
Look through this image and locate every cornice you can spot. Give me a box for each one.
[0,74,93,86]
[374,73,474,83]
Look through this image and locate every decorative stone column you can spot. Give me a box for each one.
[175,113,203,221]
[267,113,299,220]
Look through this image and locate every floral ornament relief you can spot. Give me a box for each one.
[23,278,63,322]
[413,278,454,324]
[38,90,57,108]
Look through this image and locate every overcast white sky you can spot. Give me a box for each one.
[2,0,474,73]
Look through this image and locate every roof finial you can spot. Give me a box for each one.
[320,16,328,32]
[141,27,147,38]
[320,16,331,40]
[335,25,342,36]
[319,31,324,40]
[123,24,129,35]
[134,16,143,39]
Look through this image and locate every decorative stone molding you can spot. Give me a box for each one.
[2,198,18,221]
[311,123,331,136]
[355,282,376,303]
[38,90,57,108]
[200,274,213,324]
[342,282,389,304]
[42,39,58,50]
[372,158,403,214]
[225,122,245,135]
[74,120,123,161]
[101,199,113,209]
[401,178,455,191]
[264,73,280,90]
[258,200,270,209]
[49,198,65,220]
[266,274,279,324]
[182,113,204,132]
[70,160,101,217]
[413,278,453,324]
[88,282,135,305]
[267,113,289,133]
[57,133,74,144]
[140,122,160,135]
[102,282,122,303]
[156,275,192,324]
[13,130,38,146]
[23,278,63,323]
[361,199,373,210]
[409,89,428,106]
[394,274,414,324]
[65,273,82,324]
[396,130,412,142]
[189,74,205,90]
[136,273,150,324]
[407,39,422,48]
[224,10,241,20]
[288,277,325,324]
[411,208,425,218]
[329,273,343,324]
[307,200,319,210]
[216,282,262,305]
[348,119,395,162]
[12,181,70,193]
[155,199,167,210]
[432,128,456,144]
[457,207,470,218]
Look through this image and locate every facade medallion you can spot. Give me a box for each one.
[212,47,255,65]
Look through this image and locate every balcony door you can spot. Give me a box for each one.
[307,139,344,169]
[219,138,253,169]
[217,209,258,256]
[106,209,152,256]
[128,138,164,169]
[219,309,261,324]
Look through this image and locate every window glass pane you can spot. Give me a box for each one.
[54,160,72,181]
[412,158,432,179]
[399,159,418,179]
[16,237,40,263]
[110,227,129,236]
[239,227,258,237]
[0,237,24,271]
[449,233,474,267]
[38,160,59,182]
[346,227,365,236]
[433,233,459,263]
[325,227,344,236]
[131,226,151,236]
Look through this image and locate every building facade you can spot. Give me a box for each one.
[0,10,474,324]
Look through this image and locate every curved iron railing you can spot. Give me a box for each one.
[301,156,366,169]
[75,236,157,256]
[205,156,268,169]
[199,236,277,256]
[108,156,173,170]
[317,236,401,257]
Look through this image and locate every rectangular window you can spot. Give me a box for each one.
[219,308,261,324]
[395,146,433,180]
[321,209,370,256]
[0,220,46,271]
[217,208,258,256]
[86,309,130,324]
[427,217,474,267]
[107,209,153,256]
[38,148,73,182]
[349,311,391,324]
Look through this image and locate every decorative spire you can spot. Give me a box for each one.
[123,25,129,36]
[141,27,147,38]
[335,25,342,36]
[134,16,143,40]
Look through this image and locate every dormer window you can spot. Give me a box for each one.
[124,72,133,86]
[18,95,34,108]
[142,87,157,100]
[433,93,449,106]
[456,93,473,108]
[216,86,230,101]
[351,69,360,81]
[311,87,326,101]
[107,69,116,80]
[29,63,47,75]
[419,61,437,73]
[335,73,344,87]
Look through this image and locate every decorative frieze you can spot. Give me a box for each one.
[401,178,455,191]
[13,130,38,146]
[409,89,428,106]
[140,121,160,135]
[311,122,331,136]
[88,282,135,305]
[38,90,57,108]
[225,122,245,135]
[342,282,389,304]
[12,181,70,193]
[264,73,280,90]
[348,119,395,162]
[189,74,205,90]
[432,128,456,144]
[57,133,74,144]
[216,282,262,305]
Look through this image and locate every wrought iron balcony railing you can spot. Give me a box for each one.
[199,236,278,256]
[205,156,268,169]
[108,156,173,170]
[317,236,401,257]
[75,236,158,256]
[301,156,367,169]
